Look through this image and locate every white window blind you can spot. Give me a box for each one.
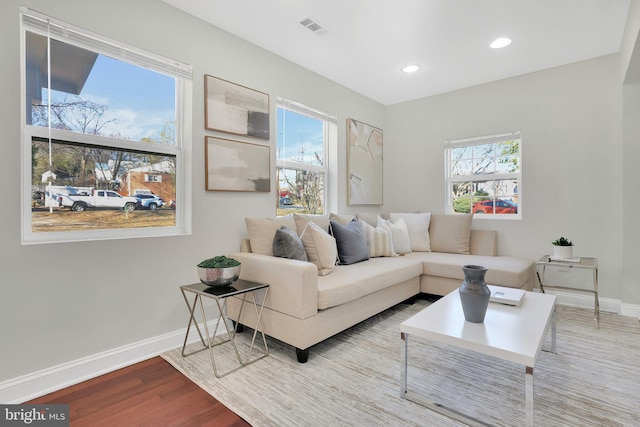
[21,7,192,80]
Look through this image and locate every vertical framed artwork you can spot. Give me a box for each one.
[205,137,270,192]
[347,118,383,205]
[205,75,270,140]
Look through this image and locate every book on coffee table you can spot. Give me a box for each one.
[488,285,525,306]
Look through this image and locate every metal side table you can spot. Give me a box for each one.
[180,279,269,377]
[536,255,599,329]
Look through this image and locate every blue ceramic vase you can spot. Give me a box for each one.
[459,265,490,323]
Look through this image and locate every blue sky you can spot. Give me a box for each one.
[48,54,176,142]
[277,109,324,165]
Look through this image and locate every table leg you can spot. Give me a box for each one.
[214,298,244,369]
[400,332,408,397]
[245,287,269,362]
[593,268,600,330]
[401,333,491,427]
[197,294,226,377]
[181,291,207,356]
[525,366,534,427]
[551,306,557,353]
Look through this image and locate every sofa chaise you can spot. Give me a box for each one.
[228,212,535,363]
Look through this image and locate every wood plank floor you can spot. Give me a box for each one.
[26,357,250,427]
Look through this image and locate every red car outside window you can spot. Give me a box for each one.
[472,200,517,214]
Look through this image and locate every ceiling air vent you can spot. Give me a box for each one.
[298,16,327,35]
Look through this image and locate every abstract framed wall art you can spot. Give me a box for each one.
[205,137,270,192]
[347,118,383,205]
[205,74,270,140]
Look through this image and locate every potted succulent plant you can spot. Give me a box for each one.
[551,237,573,259]
[197,255,241,286]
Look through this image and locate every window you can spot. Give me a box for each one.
[276,98,336,216]
[445,131,521,219]
[21,8,192,243]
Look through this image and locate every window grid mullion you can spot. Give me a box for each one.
[449,172,519,182]
[27,126,178,157]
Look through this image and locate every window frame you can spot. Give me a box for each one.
[20,8,193,244]
[444,131,522,220]
[275,97,336,216]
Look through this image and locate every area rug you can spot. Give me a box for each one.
[162,299,640,426]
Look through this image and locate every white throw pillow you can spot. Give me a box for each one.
[245,215,297,256]
[378,217,411,255]
[389,212,431,252]
[300,221,338,276]
[358,219,396,257]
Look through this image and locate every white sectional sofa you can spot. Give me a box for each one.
[228,212,535,363]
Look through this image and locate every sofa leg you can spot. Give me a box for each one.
[403,295,417,305]
[232,321,244,333]
[296,347,309,363]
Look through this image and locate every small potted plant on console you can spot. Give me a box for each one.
[551,237,573,259]
[197,255,241,286]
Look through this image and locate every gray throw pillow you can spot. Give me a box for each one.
[273,226,308,261]
[329,219,370,265]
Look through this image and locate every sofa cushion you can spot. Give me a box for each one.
[245,215,297,256]
[293,213,330,235]
[405,251,535,288]
[329,212,355,226]
[358,219,395,257]
[355,211,381,227]
[300,221,337,276]
[429,214,472,254]
[317,257,423,309]
[330,219,370,265]
[470,229,497,256]
[273,226,308,262]
[390,212,431,252]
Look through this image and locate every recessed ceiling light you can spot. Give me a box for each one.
[490,37,512,49]
[402,64,421,73]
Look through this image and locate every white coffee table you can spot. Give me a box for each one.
[400,288,556,427]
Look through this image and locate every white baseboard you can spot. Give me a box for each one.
[0,319,223,404]
[621,303,640,318]
[543,289,640,318]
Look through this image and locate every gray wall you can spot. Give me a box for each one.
[623,82,640,306]
[622,1,640,308]
[0,0,385,384]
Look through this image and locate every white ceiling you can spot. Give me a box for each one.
[161,0,631,105]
